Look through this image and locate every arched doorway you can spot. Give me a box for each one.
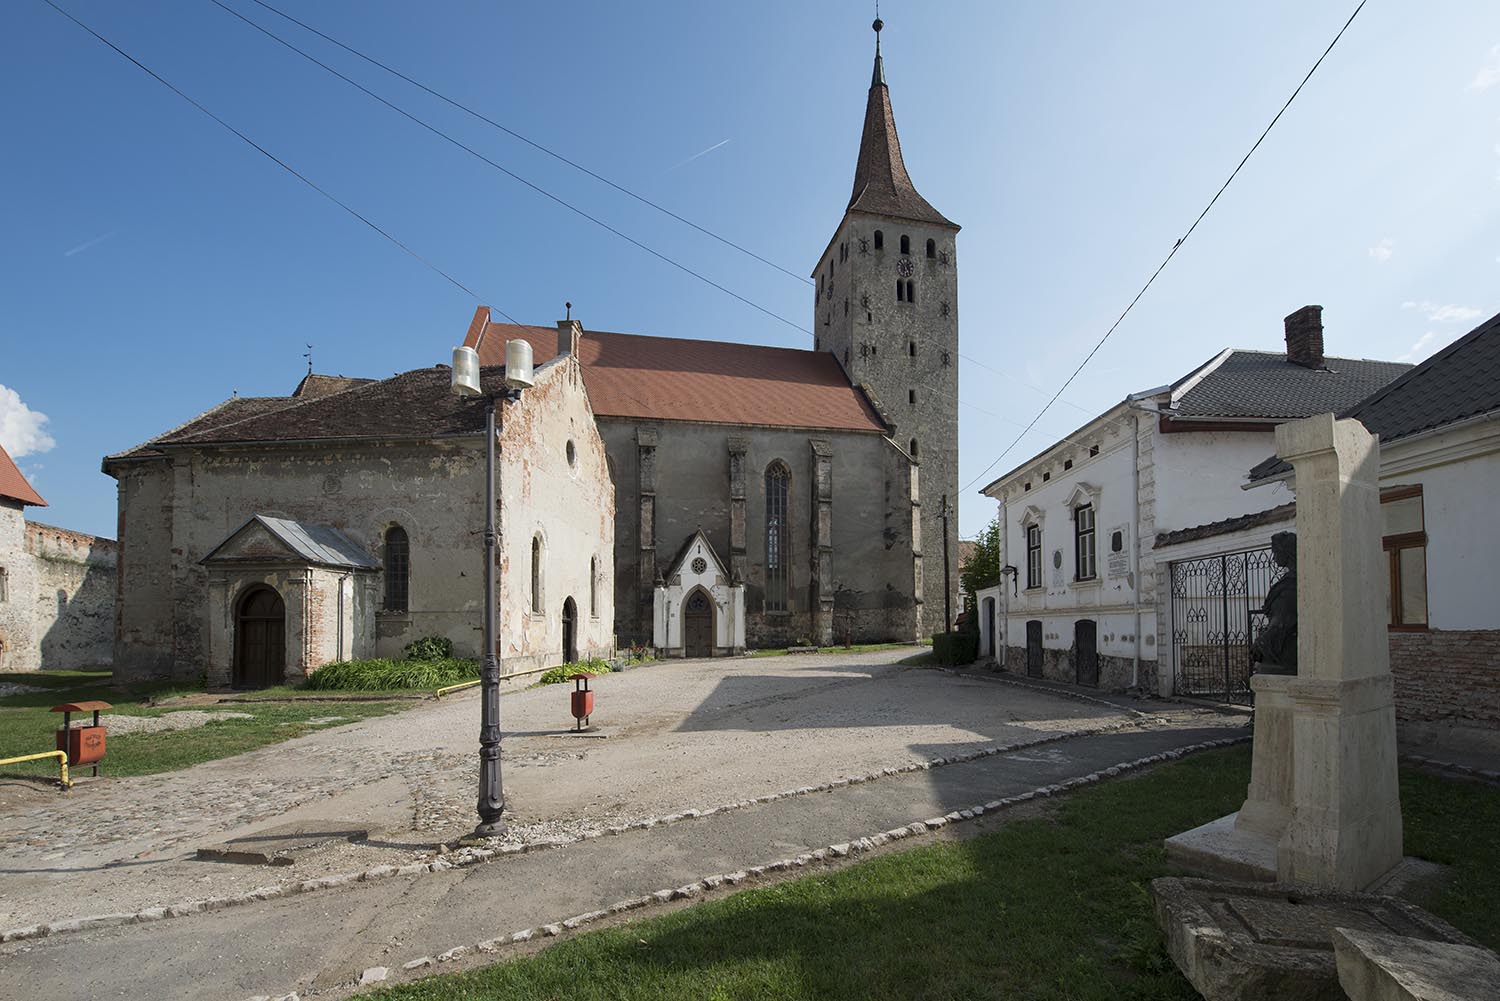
[682,588,714,658]
[234,586,285,689]
[562,596,578,664]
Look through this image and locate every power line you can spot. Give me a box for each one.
[39,0,520,324]
[243,0,813,288]
[959,352,1092,413]
[209,0,811,336]
[959,0,1368,495]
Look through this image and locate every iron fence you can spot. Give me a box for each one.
[1170,546,1286,704]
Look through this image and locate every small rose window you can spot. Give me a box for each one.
[691,556,708,575]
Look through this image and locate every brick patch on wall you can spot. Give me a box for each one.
[1389,629,1500,725]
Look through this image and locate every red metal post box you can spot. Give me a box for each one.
[569,674,595,731]
[52,700,112,775]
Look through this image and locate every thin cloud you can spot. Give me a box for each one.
[1469,45,1500,91]
[63,231,118,257]
[1401,301,1482,323]
[0,384,56,459]
[1397,331,1440,363]
[1367,237,1395,263]
[669,139,731,171]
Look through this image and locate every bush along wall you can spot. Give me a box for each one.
[932,630,979,666]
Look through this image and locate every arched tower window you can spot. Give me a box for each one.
[531,534,543,615]
[383,526,409,612]
[926,238,936,259]
[906,280,916,304]
[874,230,883,250]
[900,234,911,255]
[910,438,920,459]
[896,279,905,302]
[765,462,791,612]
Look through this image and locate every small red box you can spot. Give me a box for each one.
[56,725,107,766]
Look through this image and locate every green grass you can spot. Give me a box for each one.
[538,658,614,686]
[368,748,1500,1001]
[0,671,404,778]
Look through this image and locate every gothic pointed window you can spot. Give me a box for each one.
[764,462,791,612]
[383,526,409,612]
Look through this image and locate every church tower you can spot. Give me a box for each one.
[813,18,960,634]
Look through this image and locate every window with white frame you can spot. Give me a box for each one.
[1026,524,1042,589]
[1074,504,1097,581]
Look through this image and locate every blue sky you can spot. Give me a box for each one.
[3,0,1498,540]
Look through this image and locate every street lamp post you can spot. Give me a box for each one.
[450,337,533,838]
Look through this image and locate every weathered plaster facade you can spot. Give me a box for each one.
[0,503,116,672]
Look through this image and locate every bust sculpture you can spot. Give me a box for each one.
[1250,531,1298,675]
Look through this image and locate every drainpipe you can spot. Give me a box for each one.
[999,498,1009,671]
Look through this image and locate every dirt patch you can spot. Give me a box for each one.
[97,711,256,735]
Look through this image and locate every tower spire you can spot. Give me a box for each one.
[846,16,956,228]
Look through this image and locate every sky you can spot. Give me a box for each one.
[3,0,1498,541]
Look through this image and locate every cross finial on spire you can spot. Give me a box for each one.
[871,9,885,86]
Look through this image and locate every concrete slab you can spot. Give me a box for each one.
[1152,877,1478,1001]
[196,822,370,866]
[1164,813,1278,883]
[1333,926,1500,1001]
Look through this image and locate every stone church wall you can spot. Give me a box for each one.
[111,439,490,683]
[497,348,615,675]
[600,418,919,650]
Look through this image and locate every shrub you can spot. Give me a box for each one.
[538,657,613,686]
[304,657,478,691]
[403,635,454,661]
[932,630,979,666]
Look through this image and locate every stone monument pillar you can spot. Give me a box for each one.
[1164,414,1403,892]
[1274,414,1403,891]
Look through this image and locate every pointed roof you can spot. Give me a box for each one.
[846,20,957,230]
[0,441,46,507]
[200,515,379,570]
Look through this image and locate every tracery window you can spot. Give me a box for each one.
[764,462,791,612]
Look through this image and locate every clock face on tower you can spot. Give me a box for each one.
[896,257,915,278]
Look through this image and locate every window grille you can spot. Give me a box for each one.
[383,526,409,611]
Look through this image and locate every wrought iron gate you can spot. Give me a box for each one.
[1170,546,1286,704]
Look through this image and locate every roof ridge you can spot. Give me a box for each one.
[487,321,831,359]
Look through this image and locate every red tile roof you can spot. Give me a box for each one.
[466,312,888,433]
[0,441,46,506]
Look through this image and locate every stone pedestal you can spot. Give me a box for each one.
[1238,673,1295,838]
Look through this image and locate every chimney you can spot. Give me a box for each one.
[1284,305,1325,368]
[556,318,581,358]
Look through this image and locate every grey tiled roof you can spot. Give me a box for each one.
[1174,351,1412,420]
[1248,310,1500,482]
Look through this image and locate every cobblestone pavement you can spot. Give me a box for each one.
[0,650,1239,931]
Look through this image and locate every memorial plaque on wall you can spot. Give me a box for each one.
[1107,524,1130,578]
